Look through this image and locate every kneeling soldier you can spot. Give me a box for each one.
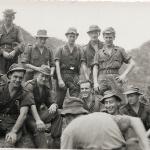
[24,65,62,148]
[0,63,35,148]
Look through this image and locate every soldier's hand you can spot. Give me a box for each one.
[94,82,100,92]
[48,103,58,114]
[5,132,17,144]
[36,120,46,131]
[58,79,65,88]
[115,74,126,83]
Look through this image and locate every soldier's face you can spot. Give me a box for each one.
[104,97,119,115]
[103,33,115,45]
[88,31,100,41]
[66,34,78,45]
[36,37,47,47]
[9,71,24,88]
[127,93,139,105]
[4,15,14,25]
[37,73,49,86]
[80,82,92,98]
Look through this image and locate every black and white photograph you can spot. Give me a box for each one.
[0,0,150,149]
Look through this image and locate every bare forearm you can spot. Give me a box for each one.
[11,107,28,133]
[130,117,150,150]
[81,62,88,80]
[93,65,98,84]
[122,59,135,77]
[55,60,63,81]
[31,105,41,122]
[50,66,55,76]
[25,64,40,71]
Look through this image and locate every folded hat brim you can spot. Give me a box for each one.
[87,29,101,33]
[123,91,142,95]
[101,94,122,104]
[60,107,88,116]
[7,68,26,77]
[65,32,79,36]
[35,35,49,38]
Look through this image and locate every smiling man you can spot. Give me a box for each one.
[100,90,122,115]
[79,80,104,113]
[0,63,35,148]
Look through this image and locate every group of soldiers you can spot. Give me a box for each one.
[0,8,150,150]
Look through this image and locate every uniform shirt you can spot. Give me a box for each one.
[61,112,128,149]
[93,45,131,73]
[81,93,104,113]
[0,23,24,73]
[55,44,85,74]
[0,23,24,46]
[24,79,55,111]
[83,40,103,68]
[0,82,35,118]
[120,101,150,130]
[22,44,55,67]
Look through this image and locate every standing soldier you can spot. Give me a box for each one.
[22,29,55,82]
[82,25,103,81]
[120,86,150,131]
[55,27,87,108]
[0,9,24,74]
[93,27,135,104]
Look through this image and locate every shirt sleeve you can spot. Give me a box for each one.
[20,91,35,107]
[55,47,62,61]
[48,48,55,67]
[120,48,131,64]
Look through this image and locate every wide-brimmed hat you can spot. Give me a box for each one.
[7,63,26,77]
[61,97,88,116]
[35,29,49,38]
[101,90,122,104]
[3,9,16,16]
[87,25,101,33]
[36,65,51,76]
[103,27,116,35]
[65,27,79,36]
[123,86,142,95]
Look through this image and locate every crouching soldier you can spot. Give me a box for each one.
[24,65,62,148]
[79,80,104,113]
[0,63,35,148]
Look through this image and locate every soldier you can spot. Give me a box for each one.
[0,63,35,148]
[79,80,104,113]
[24,65,61,148]
[0,9,24,74]
[55,27,87,108]
[93,27,135,104]
[120,86,150,131]
[22,29,55,82]
[60,97,88,131]
[61,112,150,150]
[100,90,122,115]
[82,25,103,81]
